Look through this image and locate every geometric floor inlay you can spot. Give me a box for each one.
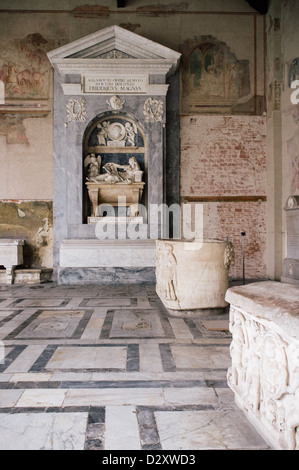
[103,309,168,339]
[0,282,270,450]
[16,310,86,339]
[4,310,91,340]
[27,344,140,373]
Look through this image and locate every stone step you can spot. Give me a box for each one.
[0,268,52,285]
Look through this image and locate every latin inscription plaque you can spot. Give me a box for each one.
[84,75,148,94]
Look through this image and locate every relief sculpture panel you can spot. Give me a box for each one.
[228,306,299,450]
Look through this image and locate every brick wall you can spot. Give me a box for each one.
[180,115,267,280]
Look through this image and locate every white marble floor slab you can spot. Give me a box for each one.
[63,387,164,407]
[0,389,24,407]
[46,345,128,370]
[163,386,219,406]
[0,412,88,450]
[16,389,67,407]
[105,406,141,450]
[171,345,231,369]
[155,409,269,450]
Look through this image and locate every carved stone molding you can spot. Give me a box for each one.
[106,95,125,110]
[143,98,164,122]
[47,25,181,77]
[66,98,86,122]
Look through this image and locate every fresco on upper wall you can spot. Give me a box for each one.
[180,36,252,114]
[0,33,58,100]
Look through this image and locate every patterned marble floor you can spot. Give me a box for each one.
[0,282,269,451]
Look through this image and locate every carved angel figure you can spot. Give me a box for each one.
[96,121,109,145]
[84,153,102,180]
[163,243,177,301]
[125,122,137,146]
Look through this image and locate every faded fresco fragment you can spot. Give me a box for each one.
[0,33,57,100]
[0,111,50,144]
[0,201,53,268]
[181,36,251,114]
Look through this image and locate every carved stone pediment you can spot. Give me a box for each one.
[47,25,181,77]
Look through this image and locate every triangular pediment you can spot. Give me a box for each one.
[47,25,181,76]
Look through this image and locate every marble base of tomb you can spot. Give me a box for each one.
[86,182,145,219]
[0,239,24,284]
[225,281,299,450]
[87,216,144,224]
[0,267,52,285]
[58,239,156,285]
[155,238,235,311]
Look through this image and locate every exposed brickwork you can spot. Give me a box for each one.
[180,115,267,197]
[180,116,267,279]
[204,201,267,280]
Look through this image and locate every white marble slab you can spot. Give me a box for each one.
[105,406,141,450]
[171,345,231,370]
[63,388,164,407]
[155,410,268,450]
[163,387,219,406]
[0,390,24,408]
[16,389,67,408]
[0,412,88,450]
[59,239,156,267]
[46,346,127,370]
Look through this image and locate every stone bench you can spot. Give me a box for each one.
[225,281,299,450]
[0,239,24,284]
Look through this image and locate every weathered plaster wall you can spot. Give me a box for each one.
[0,200,53,268]
[281,0,299,199]
[0,14,65,270]
[180,115,267,279]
